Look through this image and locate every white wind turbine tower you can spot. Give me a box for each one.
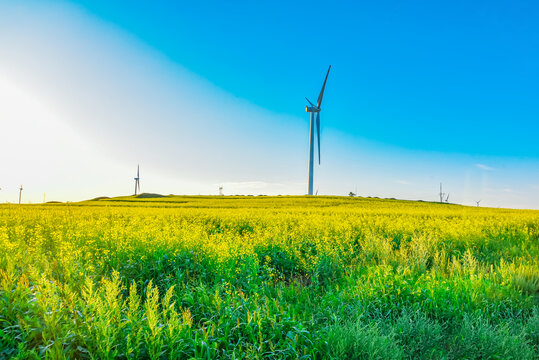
[19,185,23,204]
[305,65,331,196]
[134,165,141,196]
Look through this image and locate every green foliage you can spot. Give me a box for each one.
[0,196,537,358]
[449,315,536,359]
[391,310,445,359]
[326,322,404,360]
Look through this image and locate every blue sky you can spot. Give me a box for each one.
[0,0,538,208]
[77,0,539,156]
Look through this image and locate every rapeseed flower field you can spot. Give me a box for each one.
[0,196,538,359]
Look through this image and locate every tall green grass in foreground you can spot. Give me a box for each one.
[0,196,538,359]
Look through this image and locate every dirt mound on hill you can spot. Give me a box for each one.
[136,193,166,198]
[91,196,110,201]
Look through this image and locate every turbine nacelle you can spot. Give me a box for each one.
[305,97,320,112]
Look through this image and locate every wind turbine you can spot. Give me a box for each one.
[305,65,331,195]
[19,185,23,204]
[475,200,481,207]
[134,165,141,196]
[439,183,445,203]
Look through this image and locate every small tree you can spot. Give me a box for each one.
[349,192,356,197]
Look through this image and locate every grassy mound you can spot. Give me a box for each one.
[136,193,166,198]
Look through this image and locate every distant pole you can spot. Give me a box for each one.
[439,183,443,203]
[19,185,23,204]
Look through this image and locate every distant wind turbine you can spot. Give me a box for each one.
[305,65,331,196]
[475,200,481,207]
[134,165,141,196]
[19,185,23,204]
[439,183,445,203]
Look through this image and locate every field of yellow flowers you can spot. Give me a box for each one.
[1,195,538,359]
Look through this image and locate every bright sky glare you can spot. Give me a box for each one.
[0,0,538,209]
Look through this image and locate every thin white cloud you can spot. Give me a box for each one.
[214,181,293,195]
[476,163,494,171]
[220,181,285,189]
[395,180,411,185]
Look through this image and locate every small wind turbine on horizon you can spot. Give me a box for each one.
[305,65,331,196]
[476,200,481,207]
[134,165,141,196]
[439,183,446,203]
[19,185,23,204]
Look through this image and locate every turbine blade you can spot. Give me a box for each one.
[305,97,316,108]
[316,112,321,164]
[317,65,331,108]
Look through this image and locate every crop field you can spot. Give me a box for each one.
[0,196,538,359]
